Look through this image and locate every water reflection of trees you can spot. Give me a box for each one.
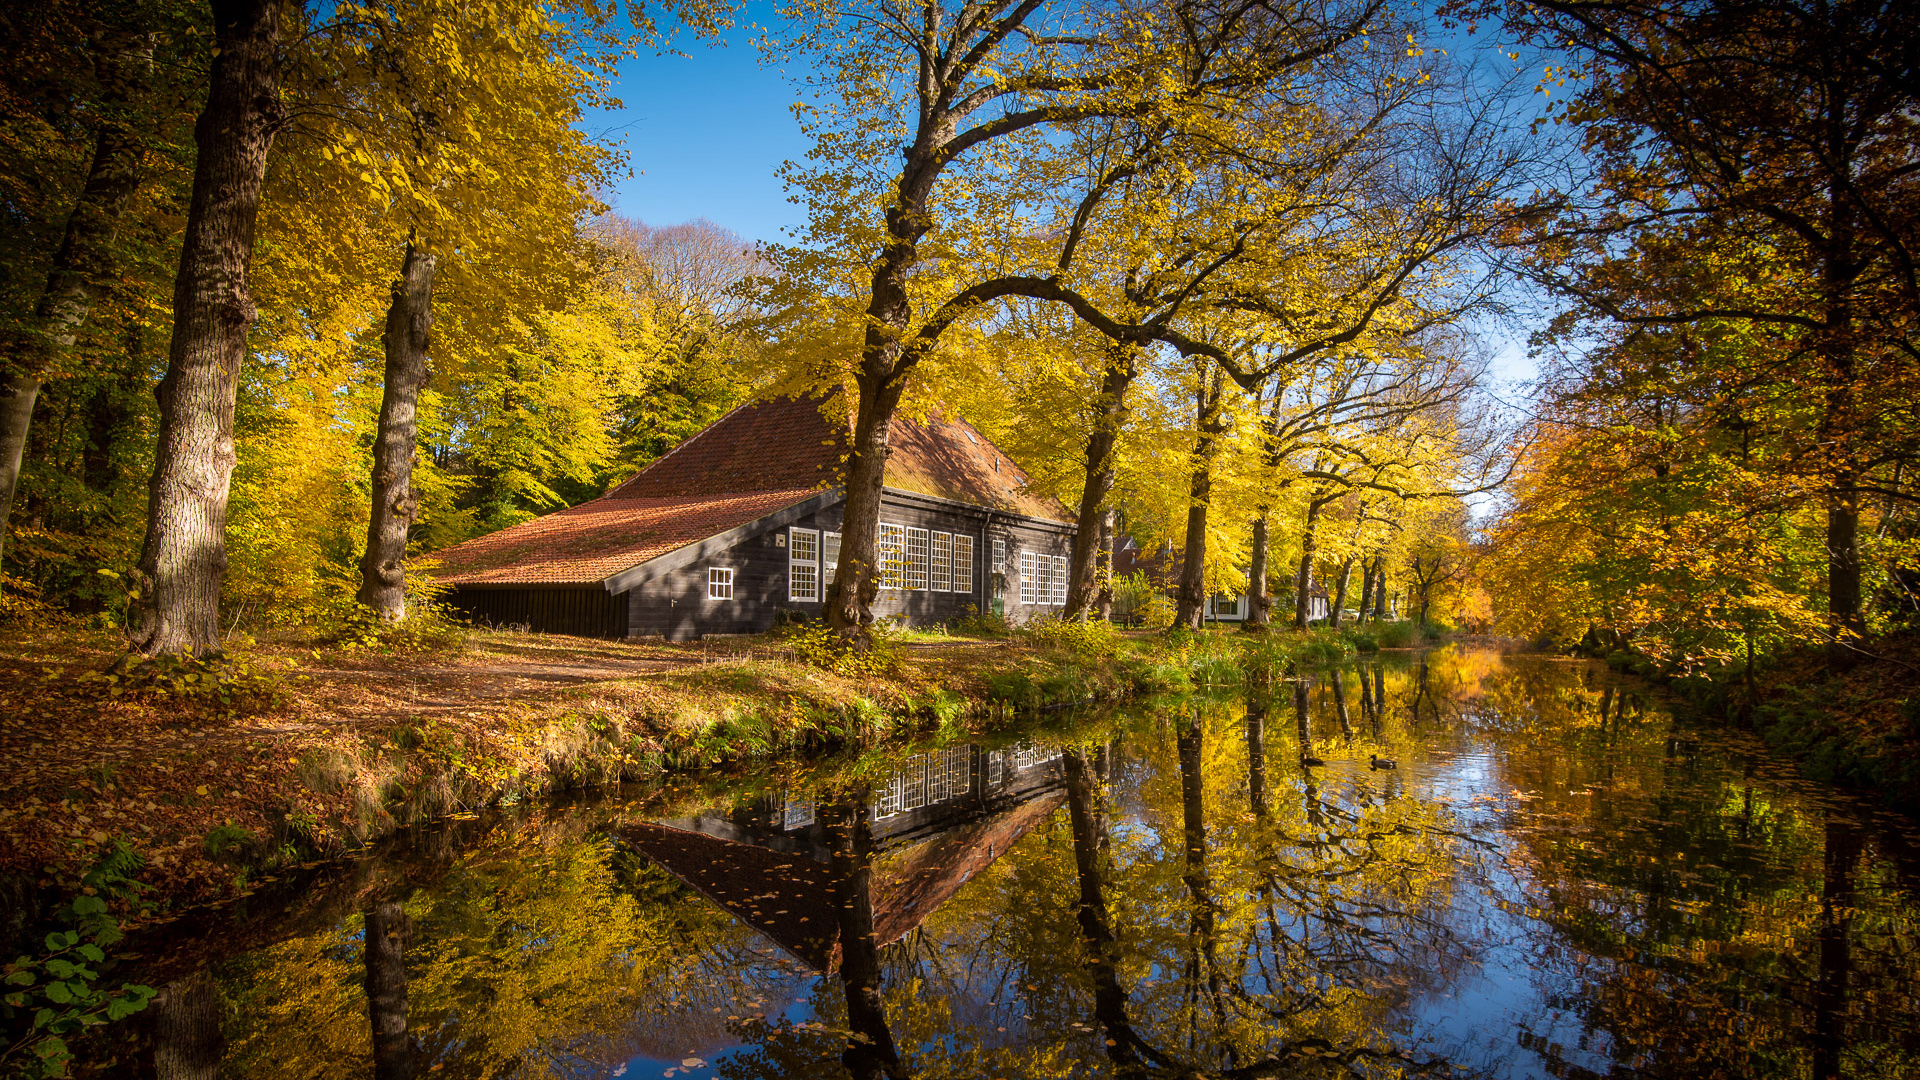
[212,824,813,1079]
[127,651,1920,1080]
[1435,654,1920,1080]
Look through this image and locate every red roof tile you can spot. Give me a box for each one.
[610,395,1068,520]
[431,488,817,586]
[431,395,1069,586]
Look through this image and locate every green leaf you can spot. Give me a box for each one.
[43,981,72,1004]
[76,945,104,964]
[44,960,74,979]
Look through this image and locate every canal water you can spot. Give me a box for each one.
[100,648,1920,1078]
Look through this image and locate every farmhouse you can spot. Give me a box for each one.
[431,395,1076,639]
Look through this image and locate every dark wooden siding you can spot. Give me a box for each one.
[448,586,628,638]
[625,490,1075,638]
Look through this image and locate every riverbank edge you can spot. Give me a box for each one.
[2,624,1313,954]
[1592,635,1920,817]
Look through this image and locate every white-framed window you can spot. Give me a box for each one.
[878,523,904,590]
[1019,551,1036,604]
[708,566,734,600]
[1036,554,1054,605]
[823,531,841,580]
[1210,594,1241,617]
[781,795,815,830]
[789,527,819,601]
[992,537,1007,575]
[905,527,930,590]
[1051,555,1068,605]
[930,532,952,591]
[953,534,975,594]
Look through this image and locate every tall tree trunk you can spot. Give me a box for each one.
[357,243,437,622]
[1818,172,1863,667]
[1063,747,1153,1072]
[1094,507,1115,620]
[1357,556,1378,625]
[1245,685,1269,816]
[1293,500,1323,629]
[130,0,284,656]
[1328,556,1354,628]
[822,792,906,1080]
[364,899,417,1080]
[0,29,153,576]
[1294,677,1316,769]
[1372,561,1390,621]
[1064,346,1136,619]
[1811,819,1860,1080]
[1175,369,1225,630]
[827,374,907,640]
[1330,667,1353,743]
[151,970,224,1080]
[1176,471,1212,631]
[1245,510,1271,628]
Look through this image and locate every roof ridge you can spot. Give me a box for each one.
[604,398,755,499]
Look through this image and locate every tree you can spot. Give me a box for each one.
[289,0,622,621]
[1475,0,1920,661]
[764,0,1388,642]
[130,0,291,656]
[0,18,155,578]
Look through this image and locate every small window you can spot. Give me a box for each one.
[953,534,975,594]
[992,537,1007,574]
[1211,594,1240,617]
[878,523,905,590]
[930,531,952,591]
[1051,555,1068,605]
[824,531,841,579]
[1019,551,1036,605]
[789,527,819,602]
[905,527,930,590]
[708,567,734,600]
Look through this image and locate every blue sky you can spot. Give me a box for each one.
[593,11,811,246]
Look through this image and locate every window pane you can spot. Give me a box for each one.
[1052,555,1067,605]
[708,567,734,600]
[824,531,841,577]
[929,532,952,591]
[789,528,819,602]
[878,524,904,589]
[992,538,1006,574]
[905,527,929,590]
[1019,551,1036,604]
[953,535,974,594]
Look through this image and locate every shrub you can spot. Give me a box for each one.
[1,844,157,1079]
[1376,620,1422,648]
[775,619,905,678]
[316,564,467,653]
[1292,635,1353,665]
[81,650,288,715]
[1017,614,1119,658]
[952,604,1011,638]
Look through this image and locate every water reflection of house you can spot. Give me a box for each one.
[621,743,1064,972]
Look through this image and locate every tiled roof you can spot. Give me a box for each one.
[609,395,1069,521]
[431,488,818,586]
[431,395,1069,586]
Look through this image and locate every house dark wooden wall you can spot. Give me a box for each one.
[447,586,629,638]
[624,489,1074,640]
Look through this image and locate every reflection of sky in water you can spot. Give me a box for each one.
[167,652,1920,1080]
